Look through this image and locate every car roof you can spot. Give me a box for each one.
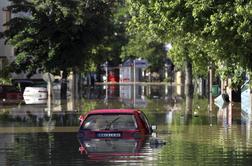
[87,109,140,115]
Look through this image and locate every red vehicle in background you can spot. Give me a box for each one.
[0,85,23,102]
[108,71,119,82]
[77,109,155,160]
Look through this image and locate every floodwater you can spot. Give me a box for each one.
[0,84,252,166]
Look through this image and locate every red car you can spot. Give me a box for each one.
[0,85,22,102]
[78,109,153,139]
[77,109,155,159]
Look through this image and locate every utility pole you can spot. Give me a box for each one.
[209,64,213,112]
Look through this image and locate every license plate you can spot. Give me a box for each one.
[96,132,121,138]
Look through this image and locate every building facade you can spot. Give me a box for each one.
[0,0,12,72]
[0,0,42,79]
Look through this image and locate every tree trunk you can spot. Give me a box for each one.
[71,68,80,102]
[60,70,68,99]
[184,58,193,112]
[184,58,193,96]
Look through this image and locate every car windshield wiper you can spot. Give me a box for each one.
[105,117,120,130]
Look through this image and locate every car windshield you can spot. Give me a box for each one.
[83,114,137,130]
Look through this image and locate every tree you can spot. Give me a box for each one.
[126,0,252,92]
[119,2,169,81]
[168,0,252,88]
[126,0,202,105]
[0,0,115,98]
[121,30,167,74]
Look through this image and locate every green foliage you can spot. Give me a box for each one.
[121,31,167,72]
[0,66,12,84]
[126,0,252,85]
[216,62,245,90]
[81,99,97,114]
[126,0,210,77]
[0,0,116,76]
[0,77,11,84]
[100,0,128,66]
[119,1,167,72]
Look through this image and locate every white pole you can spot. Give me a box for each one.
[209,65,213,112]
[134,60,136,83]
[105,61,108,83]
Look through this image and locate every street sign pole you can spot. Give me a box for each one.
[43,72,55,118]
[43,72,55,98]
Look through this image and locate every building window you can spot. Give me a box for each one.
[2,7,11,31]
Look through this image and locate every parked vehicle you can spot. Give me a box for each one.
[77,109,156,159]
[12,79,34,93]
[12,79,61,92]
[23,95,47,104]
[0,85,23,104]
[23,87,48,99]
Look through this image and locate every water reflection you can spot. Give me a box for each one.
[1,98,80,130]
[0,84,252,165]
[217,103,233,127]
[78,134,148,162]
[241,111,251,145]
[83,84,179,110]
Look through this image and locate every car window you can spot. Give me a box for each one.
[83,114,137,130]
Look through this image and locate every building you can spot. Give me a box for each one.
[0,0,42,79]
[119,59,149,83]
[0,1,12,73]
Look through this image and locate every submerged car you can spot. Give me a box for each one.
[78,109,154,139]
[23,86,48,104]
[0,85,23,102]
[23,87,48,98]
[77,109,156,159]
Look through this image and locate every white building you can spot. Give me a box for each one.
[119,59,149,82]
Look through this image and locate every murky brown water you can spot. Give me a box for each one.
[0,85,252,165]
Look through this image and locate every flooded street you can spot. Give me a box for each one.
[0,85,252,166]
